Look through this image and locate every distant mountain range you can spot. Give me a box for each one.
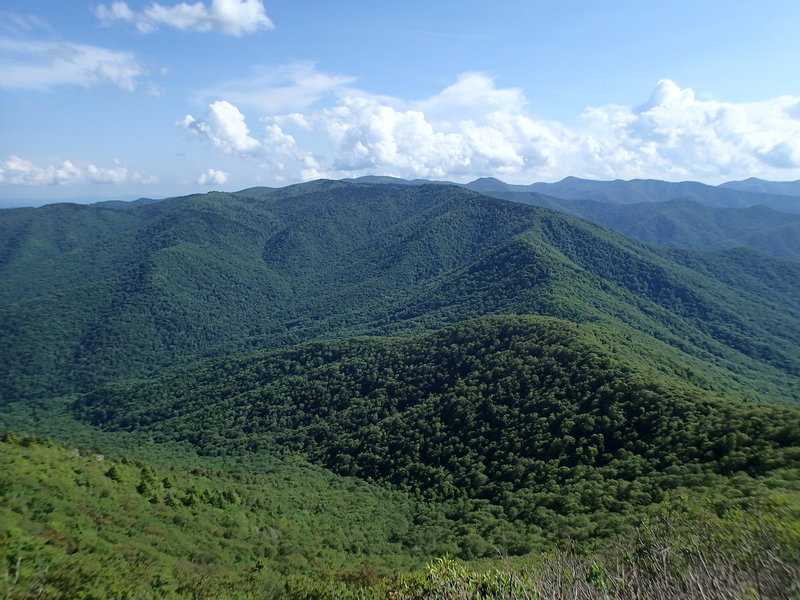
[482,194,800,262]
[340,176,800,261]
[345,174,800,212]
[481,176,800,212]
[720,177,800,196]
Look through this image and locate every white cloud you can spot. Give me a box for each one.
[786,101,800,120]
[581,79,800,179]
[198,62,355,113]
[293,75,568,180]
[416,72,526,120]
[95,0,274,36]
[0,156,157,185]
[95,2,135,24]
[181,73,800,184]
[181,74,585,181]
[313,96,528,178]
[0,12,50,31]
[0,39,142,91]
[197,168,229,185]
[179,100,262,154]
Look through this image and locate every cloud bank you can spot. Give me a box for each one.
[0,156,157,185]
[580,79,800,180]
[95,0,274,36]
[181,72,800,184]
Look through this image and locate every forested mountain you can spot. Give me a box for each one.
[2,180,800,598]
[480,194,800,262]
[720,177,800,197]
[73,315,800,542]
[2,181,799,405]
[346,176,800,261]
[485,176,800,212]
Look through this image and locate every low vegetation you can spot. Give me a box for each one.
[3,434,799,599]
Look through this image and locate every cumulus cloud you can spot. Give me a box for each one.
[757,140,800,169]
[0,39,142,91]
[581,79,800,179]
[95,0,274,36]
[181,73,800,184]
[0,155,157,185]
[416,72,526,120]
[292,74,571,180]
[197,168,229,185]
[179,100,262,154]
[258,123,324,180]
[311,96,533,178]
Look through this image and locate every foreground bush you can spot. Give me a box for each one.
[284,498,800,600]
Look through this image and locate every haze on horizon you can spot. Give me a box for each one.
[1,0,800,207]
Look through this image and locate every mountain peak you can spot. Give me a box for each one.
[465,177,513,192]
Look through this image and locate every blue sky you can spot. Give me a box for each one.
[1,0,800,206]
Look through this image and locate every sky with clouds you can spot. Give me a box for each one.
[1,0,800,206]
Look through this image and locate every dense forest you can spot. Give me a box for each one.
[3,182,799,404]
[2,181,800,598]
[73,316,800,551]
[351,175,800,260]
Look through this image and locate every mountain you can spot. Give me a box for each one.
[91,196,167,209]
[342,175,452,186]
[482,193,800,262]
[463,177,523,193]
[342,175,800,212]
[3,179,800,598]
[72,314,800,546]
[721,177,800,197]
[469,176,800,212]
[2,181,799,405]
[339,177,800,260]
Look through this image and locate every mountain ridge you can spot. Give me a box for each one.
[2,180,799,405]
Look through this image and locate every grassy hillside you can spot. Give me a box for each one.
[3,433,799,600]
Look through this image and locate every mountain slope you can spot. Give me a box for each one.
[0,433,451,598]
[2,181,799,405]
[721,177,800,197]
[3,179,800,597]
[483,193,800,262]
[0,184,532,400]
[72,315,800,548]
[506,176,800,212]
[348,176,800,260]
